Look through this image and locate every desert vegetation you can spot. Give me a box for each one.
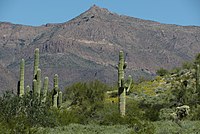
[1,48,200,133]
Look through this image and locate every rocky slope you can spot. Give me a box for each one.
[0,5,200,91]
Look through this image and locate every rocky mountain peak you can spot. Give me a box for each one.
[88,5,110,14]
[78,4,114,20]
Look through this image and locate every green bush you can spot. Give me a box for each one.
[64,80,109,124]
[54,108,80,126]
[189,105,200,120]
[156,68,169,76]
[139,94,170,121]
[154,121,200,134]
[96,100,155,133]
[0,91,58,133]
[159,108,174,120]
[182,61,193,69]
[195,53,200,65]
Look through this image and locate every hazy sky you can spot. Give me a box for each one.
[0,0,199,26]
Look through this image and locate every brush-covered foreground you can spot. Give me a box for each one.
[1,54,200,133]
[34,121,200,134]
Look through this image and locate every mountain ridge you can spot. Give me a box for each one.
[0,5,200,91]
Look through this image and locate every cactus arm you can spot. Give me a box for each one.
[36,69,41,97]
[126,75,132,93]
[26,85,30,95]
[33,79,38,96]
[52,91,58,108]
[42,77,49,103]
[54,74,58,90]
[58,91,63,108]
[52,74,59,108]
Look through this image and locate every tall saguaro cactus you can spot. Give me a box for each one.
[36,68,41,97]
[42,77,49,103]
[117,51,132,116]
[196,64,200,93]
[52,74,59,108]
[18,59,25,97]
[33,48,39,79]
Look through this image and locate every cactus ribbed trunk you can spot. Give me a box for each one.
[118,51,125,88]
[118,51,126,116]
[53,93,58,108]
[52,74,59,108]
[33,48,39,79]
[126,75,132,92]
[54,74,58,89]
[36,69,41,97]
[119,78,126,116]
[58,91,63,108]
[196,64,200,93]
[42,77,49,103]
[18,59,25,97]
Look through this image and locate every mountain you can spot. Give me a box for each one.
[0,63,16,93]
[0,5,200,91]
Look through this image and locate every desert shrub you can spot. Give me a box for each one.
[0,91,58,133]
[188,105,200,120]
[96,100,155,133]
[154,121,200,134]
[156,68,169,76]
[64,80,109,124]
[54,109,80,126]
[65,81,155,133]
[170,67,181,74]
[143,105,161,121]
[35,124,133,134]
[182,61,193,69]
[195,53,200,65]
[159,108,174,120]
[22,94,57,127]
[139,93,171,121]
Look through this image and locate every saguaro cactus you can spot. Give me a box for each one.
[58,91,63,108]
[42,77,49,103]
[36,68,41,97]
[117,51,132,116]
[32,79,38,96]
[18,59,25,97]
[52,74,59,108]
[26,85,30,95]
[33,48,39,79]
[196,64,200,93]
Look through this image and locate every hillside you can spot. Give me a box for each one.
[0,5,200,90]
[0,63,16,92]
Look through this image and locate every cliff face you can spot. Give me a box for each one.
[0,5,200,90]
